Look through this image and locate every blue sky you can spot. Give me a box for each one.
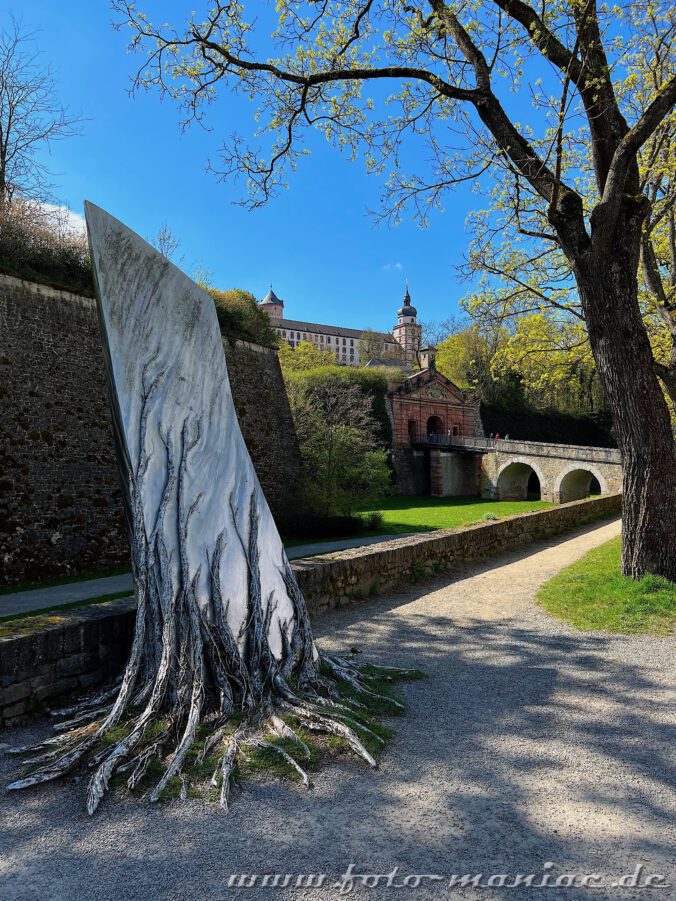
[7,1,495,332]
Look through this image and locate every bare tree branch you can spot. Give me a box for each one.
[0,18,82,203]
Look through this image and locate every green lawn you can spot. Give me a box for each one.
[359,494,553,535]
[538,536,676,635]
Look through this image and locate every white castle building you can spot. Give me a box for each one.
[259,285,422,367]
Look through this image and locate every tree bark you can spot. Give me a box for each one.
[571,199,676,581]
[655,360,676,409]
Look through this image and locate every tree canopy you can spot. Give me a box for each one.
[114,0,676,579]
[278,338,337,370]
[286,370,391,514]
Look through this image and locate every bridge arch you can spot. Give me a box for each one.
[496,458,546,500]
[555,464,608,504]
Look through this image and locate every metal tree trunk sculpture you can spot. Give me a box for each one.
[8,204,407,813]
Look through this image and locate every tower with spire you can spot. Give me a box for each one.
[392,281,422,367]
[260,285,284,320]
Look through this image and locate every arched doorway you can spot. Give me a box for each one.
[427,415,444,436]
[527,470,541,500]
[497,462,541,500]
[558,468,603,503]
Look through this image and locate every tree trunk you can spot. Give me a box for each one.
[655,360,676,410]
[573,201,676,581]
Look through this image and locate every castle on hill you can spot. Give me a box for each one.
[259,285,422,368]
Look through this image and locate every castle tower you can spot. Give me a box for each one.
[260,285,284,320]
[392,283,422,367]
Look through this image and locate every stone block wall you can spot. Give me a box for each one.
[0,275,303,584]
[0,493,620,726]
[0,276,128,584]
[222,338,303,520]
[391,447,430,495]
[430,449,481,497]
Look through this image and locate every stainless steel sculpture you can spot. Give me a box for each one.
[8,204,407,813]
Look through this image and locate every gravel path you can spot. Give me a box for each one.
[1,518,674,901]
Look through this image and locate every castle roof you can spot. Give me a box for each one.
[261,287,284,306]
[275,317,396,343]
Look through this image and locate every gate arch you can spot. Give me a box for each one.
[427,415,444,436]
[496,458,546,500]
[555,464,608,503]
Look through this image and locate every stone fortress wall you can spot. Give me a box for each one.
[0,274,303,585]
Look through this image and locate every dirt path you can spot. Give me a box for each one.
[1,517,674,901]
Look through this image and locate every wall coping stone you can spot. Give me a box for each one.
[0,271,95,308]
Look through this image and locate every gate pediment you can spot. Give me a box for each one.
[404,377,466,403]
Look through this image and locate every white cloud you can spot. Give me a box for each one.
[382,261,404,272]
[41,202,86,235]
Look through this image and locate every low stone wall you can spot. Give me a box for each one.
[297,492,621,612]
[0,599,136,726]
[0,493,620,727]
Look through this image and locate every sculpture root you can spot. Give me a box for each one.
[6,417,414,813]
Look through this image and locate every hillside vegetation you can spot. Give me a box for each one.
[284,364,404,448]
[0,200,94,296]
[209,288,278,347]
[480,403,616,448]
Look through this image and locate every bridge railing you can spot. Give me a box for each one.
[418,434,621,464]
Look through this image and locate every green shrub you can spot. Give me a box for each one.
[208,288,278,347]
[282,512,365,541]
[286,372,393,516]
[362,510,385,531]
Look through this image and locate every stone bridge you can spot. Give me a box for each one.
[427,436,622,503]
